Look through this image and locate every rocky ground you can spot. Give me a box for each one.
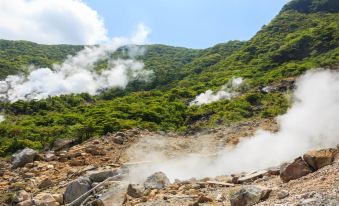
[0,118,338,206]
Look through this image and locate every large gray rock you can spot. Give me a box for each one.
[280,157,313,182]
[303,148,335,170]
[230,185,271,206]
[87,169,118,182]
[93,184,127,206]
[12,148,37,169]
[144,172,170,189]
[64,177,92,205]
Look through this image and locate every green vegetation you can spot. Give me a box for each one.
[0,0,338,156]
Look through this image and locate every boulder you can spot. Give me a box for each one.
[92,184,127,206]
[87,169,118,182]
[280,157,313,182]
[230,185,271,206]
[127,184,145,198]
[85,145,106,156]
[13,190,30,203]
[144,172,170,189]
[12,148,37,169]
[64,177,92,205]
[33,193,60,206]
[303,149,335,170]
[52,139,74,151]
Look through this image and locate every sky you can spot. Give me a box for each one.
[0,0,289,49]
[83,0,288,48]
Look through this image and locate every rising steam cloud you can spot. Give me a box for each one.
[190,77,243,106]
[128,69,339,182]
[0,24,152,102]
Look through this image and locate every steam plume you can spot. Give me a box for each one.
[128,69,339,182]
[0,24,152,102]
[190,77,243,106]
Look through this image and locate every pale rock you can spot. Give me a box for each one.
[230,185,271,206]
[144,172,170,189]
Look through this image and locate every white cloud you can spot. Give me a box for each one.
[0,0,108,44]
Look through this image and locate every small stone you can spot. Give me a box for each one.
[85,145,106,156]
[45,152,57,162]
[277,190,289,199]
[113,136,125,144]
[52,194,63,204]
[33,193,59,206]
[16,200,33,206]
[69,158,86,166]
[38,178,54,189]
[216,193,225,202]
[13,190,30,203]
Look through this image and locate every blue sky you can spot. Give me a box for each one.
[83,0,288,48]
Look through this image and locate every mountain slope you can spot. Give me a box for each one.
[0,0,338,156]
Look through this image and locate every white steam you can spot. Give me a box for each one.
[0,24,152,102]
[190,77,243,106]
[128,69,339,182]
[0,115,4,123]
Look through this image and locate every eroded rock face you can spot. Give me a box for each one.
[64,177,92,205]
[144,172,170,189]
[303,149,335,170]
[12,148,37,169]
[280,157,313,182]
[230,185,271,206]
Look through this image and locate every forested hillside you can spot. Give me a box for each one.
[0,0,338,156]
